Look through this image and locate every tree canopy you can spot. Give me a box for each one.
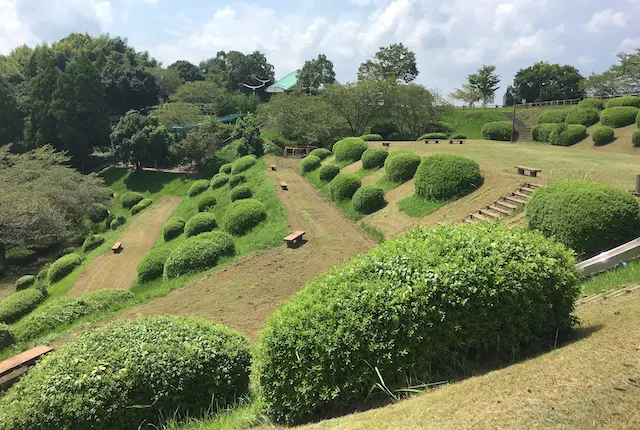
[358,43,418,84]
[168,60,204,82]
[110,111,173,169]
[513,62,584,103]
[200,51,275,95]
[297,54,336,92]
[585,49,640,96]
[0,76,23,146]
[467,65,500,107]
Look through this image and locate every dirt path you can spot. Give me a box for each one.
[117,158,375,340]
[66,197,181,297]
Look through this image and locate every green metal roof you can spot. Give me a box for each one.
[266,70,299,92]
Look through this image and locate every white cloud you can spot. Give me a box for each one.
[577,55,595,65]
[618,38,640,53]
[586,9,627,33]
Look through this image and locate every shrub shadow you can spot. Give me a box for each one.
[123,170,190,194]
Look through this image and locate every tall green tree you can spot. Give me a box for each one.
[200,51,274,95]
[232,115,264,157]
[149,67,183,102]
[110,111,173,169]
[585,49,640,96]
[468,65,500,107]
[0,76,23,145]
[51,53,110,172]
[297,54,336,92]
[101,52,160,114]
[168,60,204,82]
[449,84,482,107]
[358,43,418,83]
[391,84,452,139]
[170,121,232,174]
[513,62,584,103]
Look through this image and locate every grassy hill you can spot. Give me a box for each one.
[445,108,508,139]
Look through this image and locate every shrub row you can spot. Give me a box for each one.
[361,148,388,170]
[564,109,599,126]
[87,203,109,223]
[332,138,368,162]
[15,275,36,291]
[299,155,322,175]
[0,323,14,349]
[163,217,185,241]
[230,185,253,202]
[131,198,152,215]
[136,248,172,283]
[48,253,82,283]
[353,185,386,214]
[415,153,482,200]
[605,96,640,109]
[232,155,257,174]
[329,174,361,201]
[121,192,144,209]
[591,126,615,146]
[0,287,47,324]
[548,124,587,146]
[82,234,105,253]
[211,173,229,189]
[531,123,559,142]
[188,180,210,197]
[600,106,639,128]
[418,132,448,140]
[482,121,512,141]
[110,215,126,230]
[164,231,235,278]
[185,212,218,238]
[319,164,340,182]
[359,133,383,141]
[223,199,268,235]
[633,130,640,147]
[309,148,331,160]
[198,194,217,212]
[578,98,605,110]
[219,163,233,174]
[451,133,467,139]
[536,110,569,124]
[384,150,421,183]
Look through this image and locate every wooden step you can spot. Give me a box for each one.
[503,195,526,205]
[463,217,473,223]
[496,200,518,210]
[527,183,543,189]
[488,205,511,216]
[512,191,529,200]
[472,213,493,222]
[479,208,502,219]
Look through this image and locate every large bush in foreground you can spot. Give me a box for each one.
[329,174,361,201]
[605,96,640,109]
[309,148,331,160]
[256,223,580,423]
[48,253,82,283]
[578,98,605,110]
[121,192,144,209]
[361,148,388,170]
[591,126,615,146]
[198,194,217,212]
[299,155,321,175]
[188,180,210,197]
[231,155,257,173]
[527,180,640,256]
[230,185,253,202]
[0,287,47,324]
[164,231,235,278]
[600,106,639,128]
[88,203,109,223]
[384,150,421,183]
[332,137,368,162]
[137,248,172,283]
[536,110,569,124]
[415,154,482,200]
[318,164,340,182]
[223,199,267,235]
[15,275,35,291]
[531,123,560,142]
[564,109,599,126]
[482,121,513,141]
[0,317,251,430]
[353,185,386,214]
[162,217,185,241]
[185,212,218,238]
[548,124,587,146]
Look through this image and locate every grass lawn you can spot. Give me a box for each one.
[580,259,640,296]
[375,175,404,192]
[446,108,509,139]
[398,195,448,217]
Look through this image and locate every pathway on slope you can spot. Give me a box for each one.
[66,197,181,297]
[118,158,375,340]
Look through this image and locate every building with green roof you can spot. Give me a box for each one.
[266,70,299,93]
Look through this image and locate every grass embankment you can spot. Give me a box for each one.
[446,108,508,139]
[398,195,448,217]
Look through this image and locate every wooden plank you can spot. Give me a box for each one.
[0,346,54,378]
[479,208,502,219]
[488,205,511,216]
[512,191,529,199]
[472,213,493,222]
[504,195,526,205]
[497,200,518,210]
[519,186,537,194]
[280,182,288,190]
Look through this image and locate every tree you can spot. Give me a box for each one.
[200,51,275,95]
[391,84,452,139]
[168,60,204,82]
[584,71,620,97]
[513,62,584,103]
[297,54,336,92]
[502,85,516,107]
[449,84,481,107]
[101,51,160,114]
[149,67,183,102]
[585,49,640,96]
[170,121,232,174]
[468,65,500,107]
[611,49,640,92]
[151,102,205,126]
[171,80,223,104]
[110,111,173,169]
[232,115,264,157]
[0,76,23,145]
[51,53,110,172]
[358,43,418,83]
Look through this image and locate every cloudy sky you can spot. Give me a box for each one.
[1,0,639,98]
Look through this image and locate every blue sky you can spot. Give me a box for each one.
[1,0,639,100]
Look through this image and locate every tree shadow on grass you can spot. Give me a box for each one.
[123,170,190,194]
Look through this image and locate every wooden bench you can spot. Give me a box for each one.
[424,139,440,144]
[111,242,123,254]
[449,140,465,144]
[284,231,305,247]
[280,182,288,191]
[0,346,54,389]
[270,165,277,171]
[515,165,542,177]
[382,142,390,147]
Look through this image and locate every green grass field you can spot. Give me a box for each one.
[446,108,508,139]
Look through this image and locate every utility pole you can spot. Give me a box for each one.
[511,99,516,143]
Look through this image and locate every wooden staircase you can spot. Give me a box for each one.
[503,111,532,142]
[464,183,542,223]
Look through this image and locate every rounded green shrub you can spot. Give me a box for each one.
[219,163,233,174]
[164,232,235,278]
[137,248,172,283]
[188,180,210,197]
[198,194,217,212]
[415,154,482,200]
[605,96,640,109]
[361,148,388,170]
[309,148,331,160]
[329,174,361,201]
[110,215,126,230]
[591,126,615,146]
[332,137,368,162]
[48,253,82,283]
[211,173,229,189]
[0,323,14,349]
[0,287,47,324]
[82,234,105,253]
[527,180,640,256]
[600,106,639,128]
[230,185,253,202]
[223,199,267,235]
[482,121,513,141]
[299,155,321,175]
[548,124,587,147]
[633,129,640,147]
[384,150,421,183]
[352,185,386,214]
[15,275,35,291]
[451,133,467,139]
[163,218,185,241]
[578,98,605,110]
[565,109,599,126]
[418,132,448,140]
[359,133,383,141]
[318,164,340,182]
[185,213,218,238]
[36,265,49,284]
[0,316,251,429]
[131,198,152,215]
[121,192,144,209]
[536,110,570,124]
[88,203,109,223]
[232,155,257,174]
[531,123,560,142]
[256,223,580,423]
[229,174,246,189]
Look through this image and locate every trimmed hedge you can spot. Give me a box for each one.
[211,173,230,189]
[600,106,639,128]
[48,253,82,283]
[532,123,560,142]
[88,203,109,223]
[361,148,388,170]
[549,124,587,147]
[82,234,105,253]
[418,132,448,140]
[0,317,251,430]
[188,180,210,197]
[353,185,386,214]
[591,126,615,146]
[299,155,322,175]
[565,109,599,126]
[309,148,331,160]
[121,192,144,209]
[384,150,421,183]
[482,121,513,141]
[36,265,49,284]
[332,137,368,162]
[605,96,640,109]
[15,275,36,290]
[230,185,253,202]
[256,223,580,423]
[110,215,126,230]
[219,163,233,174]
[633,129,640,147]
[163,217,185,241]
[527,180,640,256]
[578,98,605,110]
[536,110,570,124]
[319,164,340,182]
[329,174,361,201]
[232,155,257,174]
[415,153,482,200]
[198,194,217,212]
[130,198,151,215]
[223,199,268,235]
[164,232,235,278]
[0,287,47,324]
[359,134,383,141]
[229,174,246,189]
[451,133,467,139]
[137,248,172,283]
[185,213,218,238]
[0,323,14,349]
